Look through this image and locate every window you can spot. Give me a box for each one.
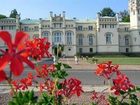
[88,35,93,46]
[53,32,62,44]
[125,36,129,45]
[79,48,82,53]
[89,48,93,53]
[24,26,28,31]
[125,27,129,31]
[88,26,93,30]
[66,32,73,45]
[34,26,39,31]
[78,34,83,46]
[105,33,112,44]
[77,26,83,31]
[42,32,49,39]
[126,48,129,53]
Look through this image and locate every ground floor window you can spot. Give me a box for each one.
[89,48,93,53]
[126,48,129,52]
[79,48,82,53]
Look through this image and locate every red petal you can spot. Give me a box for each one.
[0,70,7,82]
[15,31,29,48]
[96,68,104,75]
[20,56,35,69]
[0,54,10,70]
[10,57,24,76]
[0,31,12,50]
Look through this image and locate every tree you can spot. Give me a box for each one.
[119,10,130,22]
[0,14,7,19]
[100,7,116,17]
[9,9,18,18]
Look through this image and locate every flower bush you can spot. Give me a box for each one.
[0,31,83,105]
[92,61,140,105]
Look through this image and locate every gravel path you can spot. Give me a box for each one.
[0,92,93,105]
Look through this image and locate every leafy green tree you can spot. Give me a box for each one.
[119,10,130,22]
[100,7,116,17]
[9,9,18,18]
[0,14,7,19]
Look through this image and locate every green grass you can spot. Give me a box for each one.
[97,57,140,65]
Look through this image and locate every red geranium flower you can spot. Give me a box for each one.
[111,73,135,95]
[96,61,119,79]
[0,31,35,76]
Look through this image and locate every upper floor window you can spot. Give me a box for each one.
[24,26,29,31]
[125,36,129,45]
[34,26,39,31]
[88,35,93,46]
[53,32,62,44]
[66,32,73,45]
[77,26,83,31]
[105,33,112,44]
[78,34,83,46]
[125,27,129,31]
[42,32,49,39]
[88,26,93,30]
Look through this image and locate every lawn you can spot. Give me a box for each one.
[88,57,140,65]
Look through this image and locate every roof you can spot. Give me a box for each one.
[0,17,16,20]
[100,16,116,18]
[20,19,39,24]
[76,19,96,23]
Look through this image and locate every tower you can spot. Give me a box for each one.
[129,0,140,52]
[129,0,140,29]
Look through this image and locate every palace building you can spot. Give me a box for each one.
[0,0,140,56]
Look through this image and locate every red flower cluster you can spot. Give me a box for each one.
[96,61,119,79]
[39,79,55,93]
[35,64,55,78]
[57,78,83,98]
[95,61,135,96]
[26,38,51,60]
[91,91,109,105]
[11,72,34,92]
[0,31,35,79]
[111,74,135,95]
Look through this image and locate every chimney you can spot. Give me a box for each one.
[50,11,53,17]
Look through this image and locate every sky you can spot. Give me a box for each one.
[0,0,128,20]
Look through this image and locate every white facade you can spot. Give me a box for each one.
[1,0,140,56]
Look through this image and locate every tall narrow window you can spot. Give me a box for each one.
[78,34,83,46]
[66,32,73,45]
[53,32,62,44]
[125,36,129,45]
[88,35,93,46]
[106,33,112,44]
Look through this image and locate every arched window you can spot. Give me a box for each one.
[78,34,83,46]
[66,31,73,45]
[105,33,112,44]
[88,35,93,45]
[42,31,49,39]
[53,31,62,44]
[125,36,130,45]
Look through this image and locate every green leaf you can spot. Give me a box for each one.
[8,101,16,105]
[62,63,72,69]
[120,90,126,95]
[55,62,62,70]
[136,87,140,91]
[56,83,62,89]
